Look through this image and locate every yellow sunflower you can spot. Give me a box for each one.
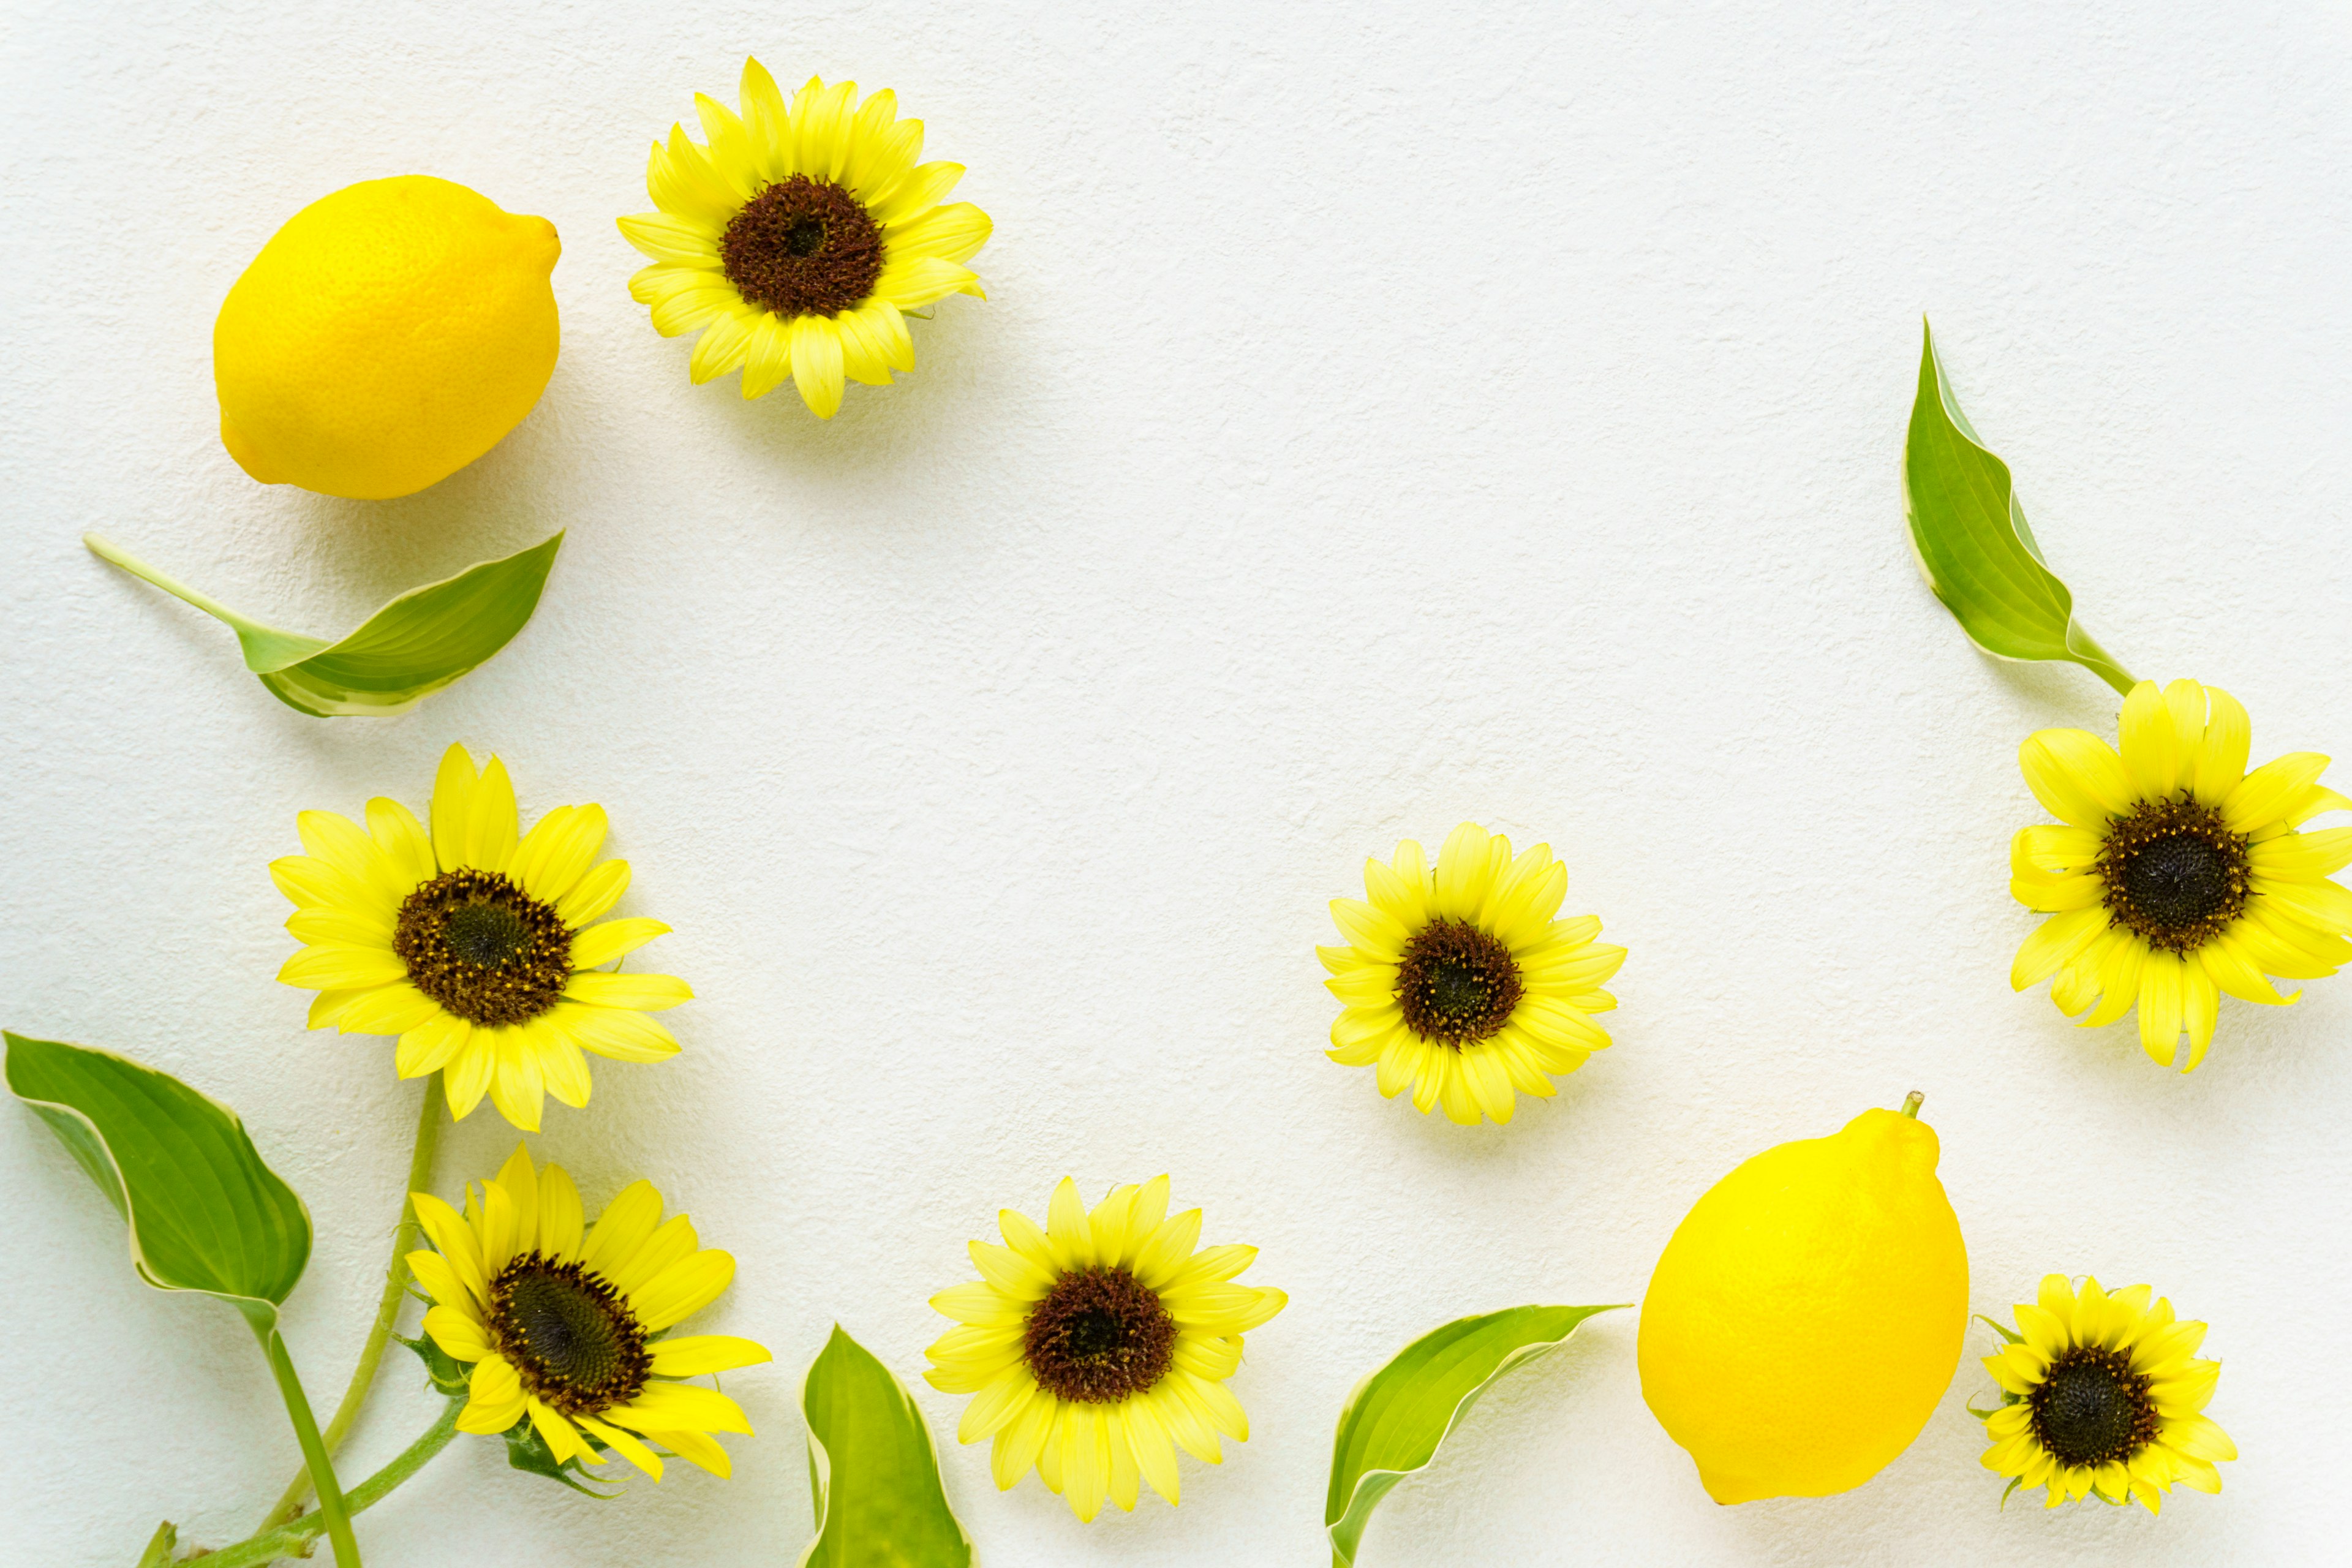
[2010,677,2351,1069]
[1975,1274,2234,1512]
[1321,822,1624,1125]
[274,742,692,1131]
[410,1143,768,1480]
[924,1176,1285,1522]
[619,57,990,417]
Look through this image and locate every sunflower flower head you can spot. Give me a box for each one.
[273,741,693,1131]
[410,1143,769,1480]
[924,1176,1285,1522]
[619,57,991,417]
[2010,677,2351,1069]
[1321,822,1624,1126]
[1975,1273,2234,1512]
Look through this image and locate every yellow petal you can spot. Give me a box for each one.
[569,918,671,970]
[607,1380,753,1436]
[2223,752,2331,833]
[647,1335,773,1377]
[630,1249,734,1331]
[429,744,480,872]
[552,1001,680,1063]
[2019,729,2135,828]
[564,971,693,1012]
[789,314,847,418]
[2118,680,2183,799]
[582,1180,665,1275]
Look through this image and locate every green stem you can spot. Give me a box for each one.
[1900,1090,1924,1118]
[83,533,250,624]
[258,1074,444,1531]
[200,1400,461,1568]
[254,1324,363,1568]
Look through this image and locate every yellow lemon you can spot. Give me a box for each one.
[1638,1095,1967,1504]
[214,176,559,500]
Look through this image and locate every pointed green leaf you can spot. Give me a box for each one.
[399,1330,474,1398]
[85,530,564,717]
[502,1415,623,1498]
[1902,322,2136,695]
[1326,1304,1624,1568]
[135,1520,178,1568]
[4,1033,311,1333]
[799,1325,972,1568]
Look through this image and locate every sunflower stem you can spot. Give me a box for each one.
[197,1398,461,1568]
[255,1325,363,1567]
[258,1074,445,1532]
[1901,1090,1924,1118]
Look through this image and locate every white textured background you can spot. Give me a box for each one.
[6,2,2351,1564]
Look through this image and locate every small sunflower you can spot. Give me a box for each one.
[2010,677,2352,1070]
[410,1143,769,1480]
[274,742,692,1131]
[924,1176,1285,1522]
[619,57,990,417]
[1320,822,1624,1125]
[1976,1274,2234,1512]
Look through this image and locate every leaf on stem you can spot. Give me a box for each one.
[1325,1304,1624,1568]
[400,1331,474,1398]
[4,1033,310,1333]
[85,530,564,717]
[504,1418,624,1498]
[1902,322,2136,695]
[135,1520,178,1568]
[799,1324,972,1568]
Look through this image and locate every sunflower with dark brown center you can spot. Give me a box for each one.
[275,742,695,1133]
[926,1176,1286,1521]
[1322,822,1625,1126]
[622,58,992,417]
[1976,1273,2234,1512]
[393,869,575,1027]
[411,1144,771,1480]
[2010,677,2352,1072]
[1022,1266,1177,1406]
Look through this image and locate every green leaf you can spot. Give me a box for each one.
[399,1330,473,1398]
[85,530,564,717]
[503,1415,623,1498]
[799,1324,973,1568]
[135,1520,178,1568]
[1902,321,2136,695]
[1974,1311,2025,1346]
[1326,1303,1625,1568]
[4,1033,311,1333]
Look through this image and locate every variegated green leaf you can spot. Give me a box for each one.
[1903,322,2136,695]
[800,1325,972,1568]
[85,530,562,717]
[1327,1304,1624,1568]
[5,1032,311,1332]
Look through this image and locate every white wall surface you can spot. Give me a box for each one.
[6,2,2350,1563]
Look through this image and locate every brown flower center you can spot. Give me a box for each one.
[720,175,884,318]
[2029,1344,2158,1468]
[1393,918,1523,1046]
[1022,1266,1175,1404]
[393,869,572,1026]
[485,1251,651,1419]
[2097,797,2249,954]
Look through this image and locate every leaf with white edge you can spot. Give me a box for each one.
[1326,1304,1624,1568]
[4,1033,311,1333]
[85,530,563,717]
[800,1324,972,1568]
[1902,322,2136,695]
